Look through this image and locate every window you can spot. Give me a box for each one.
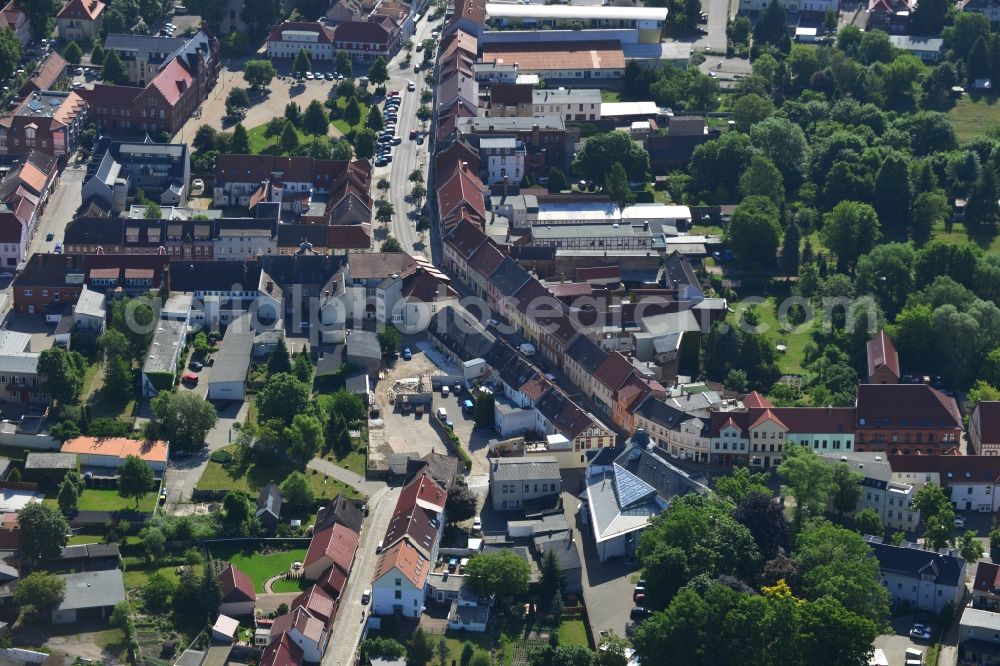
[395,590,401,599]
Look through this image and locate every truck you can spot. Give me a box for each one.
[519,343,536,356]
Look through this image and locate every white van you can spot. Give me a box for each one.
[442,385,450,397]
[436,407,447,421]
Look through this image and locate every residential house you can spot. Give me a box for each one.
[303,522,360,581]
[0,90,88,158]
[213,219,278,260]
[51,569,127,624]
[632,398,712,464]
[332,15,401,62]
[888,454,1000,513]
[315,493,365,534]
[19,52,68,98]
[61,436,169,473]
[531,88,601,121]
[207,314,254,401]
[855,383,963,455]
[103,33,189,85]
[437,160,487,233]
[256,482,282,532]
[259,633,304,666]
[456,115,578,178]
[0,0,29,46]
[268,607,329,662]
[865,536,966,613]
[371,537,431,618]
[141,319,187,397]
[426,304,496,369]
[447,588,491,632]
[57,0,105,41]
[0,330,43,405]
[72,285,106,332]
[483,3,666,42]
[819,453,919,532]
[266,21,337,60]
[867,0,913,33]
[971,402,1000,456]
[0,150,57,269]
[445,0,486,36]
[290,585,336,625]
[479,41,625,82]
[376,258,458,331]
[477,137,524,186]
[489,456,560,512]
[82,137,190,213]
[973,561,1000,611]
[964,0,1000,25]
[584,438,709,561]
[219,564,256,616]
[486,83,532,117]
[533,386,616,467]
[867,331,900,384]
[959,607,1000,666]
[345,329,381,377]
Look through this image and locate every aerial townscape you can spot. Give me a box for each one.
[0,0,998,662]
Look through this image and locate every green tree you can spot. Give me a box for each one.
[821,201,882,271]
[368,55,389,87]
[460,642,476,666]
[143,571,176,611]
[199,565,222,618]
[780,222,801,278]
[330,389,367,424]
[148,391,219,452]
[957,531,985,563]
[255,373,310,427]
[751,116,807,188]
[966,166,1000,233]
[873,153,913,237]
[293,48,311,76]
[715,467,771,504]
[689,131,754,201]
[102,49,127,84]
[18,502,69,565]
[221,493,256,535]
[118,455,153,508]
[378,325,403,355]
[364,637,406,660]
[473,391,495,429]
[285,101,301,126]
[355,129,377,160]
[226,87,251,119]
[38,347,84,405]
[57,478,79,515]
[739,154,784,206]
[268,337,292,375]
[281,471,316,510]
[913,483,952,523]
[465,551,531,598]
[103,354,133,397]
[830,462,862,517]
[280,122,300,154]
[407,628,435,666]
[230,123,251,154]
[366,105,384,132]
[548,167,568,192]
[968,380,1000,407]
[292,353,313,384]
[240,0,282,35]
[344,97,362,127]
[91,41,105,65]
[538,548,564,605]
[778,444,836,530]
[381,236,402,252]
[335,50,353,77]
[139,526,165,559]
[144,202,162,219]
[14,571,65,615]
[445,485,478,524]
[604,162,633,206]
[732,93,774,131]
[303,99,330,135]
[243,59,276,90]
[854,507,883,536]
[753,0,790,52]
[725,195,782,268]
[287,413,323,460]
[572,131,649,184]
[63,41,83,65]
[732,491,790,561]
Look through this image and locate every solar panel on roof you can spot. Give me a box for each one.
[613,463,656,508]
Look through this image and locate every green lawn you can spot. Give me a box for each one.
[123,564,185,591]
[600,89,621,102]
[947,94,1000,144]
[270,576,311,593]
[726,295,809,376]
[331,96,369,135]
[209,545,308,593]
[196,446,361,500]
[557,618,589,647]
[45,489,156,513]
[930,219,1000,256]
[82,361,137,419]
[247,123,323,155]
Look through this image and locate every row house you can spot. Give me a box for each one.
[441,217,487,288]
[376,258,459,331]
[427,305,496,371]
[456,115,578,179]
[533,386,616,467]
[19,52,69,98]
[0,90,88,158]
[103,30,219,88]
[12,253,169,313]
[888,454,1000,514]
[82,137,190,213]
[854,383,963,455]
[266,21,336,60]
[445,0,486,37]
[970,401,1000,455]
[632,397,712,464]
[56,0,105,41]
[371,473,446,618]
[0,151,58,269]
[0,330,45,405]
[277,223,372,255]
[819,454,920,533]
[531,88,602,121]
[0,0,29,46]
[484,257,530,322]
[867,330,900,384]
[437,159,487,233]
[332,15,402,62]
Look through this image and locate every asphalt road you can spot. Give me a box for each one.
[377,15,442,257]
[322,484,400,666]
[30,164,84,255]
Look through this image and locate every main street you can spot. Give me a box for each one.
[375,14,443,258]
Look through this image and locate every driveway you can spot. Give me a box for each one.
[875,615,944,666]
[307,457,385,497]
[30,163,85,256]
[322,484,401,666]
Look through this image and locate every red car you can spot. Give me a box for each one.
[181,372,199,385]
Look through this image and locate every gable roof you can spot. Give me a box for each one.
[260,632,304,666]
[973,401,1000,445]
[148,57,194,107]
[220,564,256,603]
[593,351,635,392]
[867,331,900,381]
[315,493,364,534]
[373,537,430,589]
[267,20,336,44]
[865,536,964,588]
[61,436,168,463]
[57,0,105,19]
[856,384,963,432]
[256,481,282,520]
[291,584,336,625]
[304,522,360,574]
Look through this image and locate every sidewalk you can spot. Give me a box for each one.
[307,457,385,497]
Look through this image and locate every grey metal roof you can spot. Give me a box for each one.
[962,607,1000,632]
[142,319,186,376]
[458,115,566,132]
[614,444,710,502]
[532,223,649,239]
[24,452,77,469]
[210,315,253,384]
[56,569,126,611]
[449,598,490,625]
[427,572,466,592]
[490,457,560,482]
[103,33,187,59]
[174,649,206,666]
[256,482,281,519]
[585,470,663,543]
[865,536,965,588]
[73,286,105,319]
[345,329,381,361]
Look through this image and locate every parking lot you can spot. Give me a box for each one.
[874,616,939,666]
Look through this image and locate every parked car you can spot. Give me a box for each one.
[909,624,932,641]
[955,515,966,528]
[189,361,203,371]
[442,385,450,397]
[402,347,412,360]
[325,72,334,80]
[630,607,651,621]
[362,589,371,604]
[305,72,314,80]
[448,558,458,572]
[407,81,416,91]
[45,232,53,241]
[473,516,482,530]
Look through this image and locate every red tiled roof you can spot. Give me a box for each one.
[21,52,67,96]
[749,408,787,431]
[304,523,360,574]
[438,162,486,223]
[326,225,371,250]
[469,242,505,278]
[349,252,414,280]
[452,0,486,24]
[490,83,533,106]
[887,454,1000,483]
[576,265,620,282]
[546,282,593,299]
[974,561,1000,593]
[267,20,335,44]
[521,373,552,402]
[79,83,142,108]
[743,391,773,409]
[856,384,963,432]
[867,331,900,381]
[259,632,304,666]
[373,537,430,589]
[291,584,336,625]
[320,563,348,598]
[445,218,487,259]
[57,0,105,20]
[974,401,1000,445]
[149,57,193,107]
[333,17,393,45]
[220,563,256,603]
[768,407,854,434]
[593,351,635,392]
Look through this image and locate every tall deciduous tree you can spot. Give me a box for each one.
[18,502,69,565]
[777,444,836,530]
[725,195,782,268]
[821,201,882,271]
[102,49,128,84]
[118,455,153,508]
[571,131,649,184]
[243,59,276,90]
[255,373,310,426]
[465,551,531,598]
[38,347,85,405]
[148,391,219,452]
